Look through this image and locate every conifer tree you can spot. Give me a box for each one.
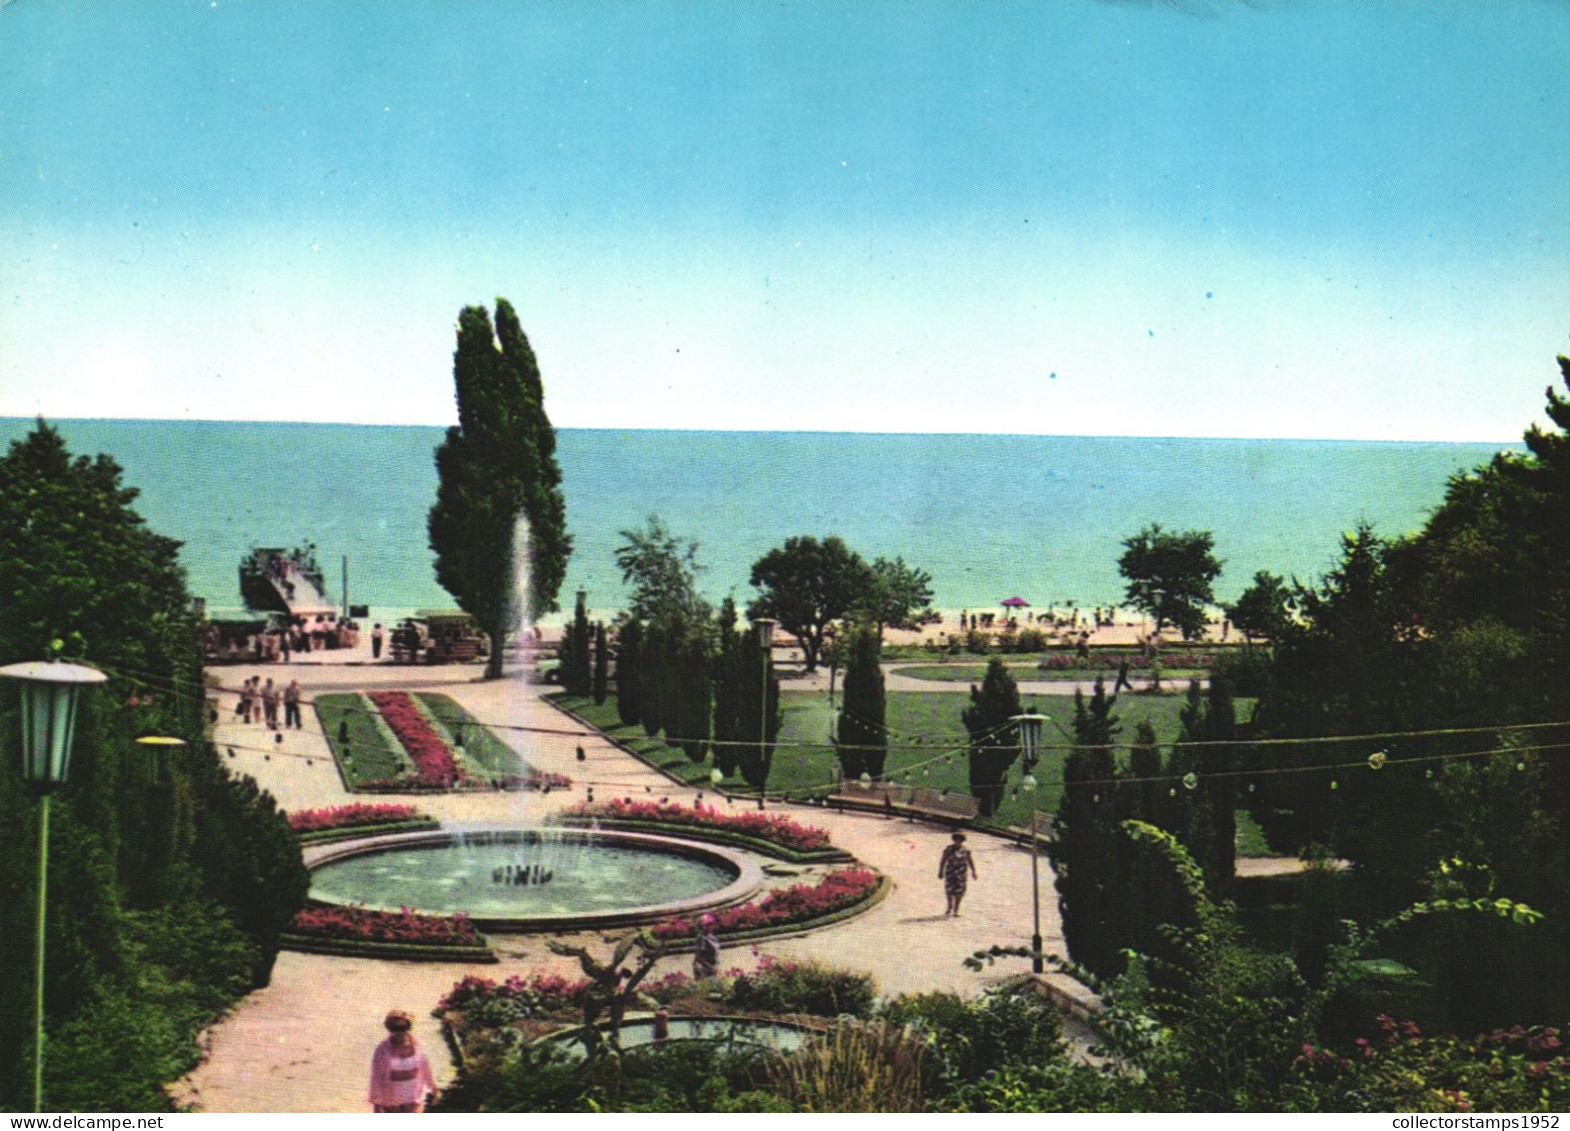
[639,620,665,738]
[835,623,887,780]
[961,657,1023,816]
[1049,679,1124,977]
[592,621,609,705]
[564,590,592,696]
[735,624,782,790]
[711,599,743,777]
[429,300,570,679]
[615,619,643,726]
[677,628,713,762]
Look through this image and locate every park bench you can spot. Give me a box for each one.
[827,780,979,825]
[1008,809,1056,845]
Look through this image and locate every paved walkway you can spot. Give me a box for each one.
[175,658,1082,1113]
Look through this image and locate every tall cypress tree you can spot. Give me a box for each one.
[835,623,886,781]
[711,599,742,777]
[565,590,592,696]
[592,621,609,706]
[639,620,665,738]
[615,619,643,726]
[736,625,782,790]
[429,300,570,679]
[961,657,1022,817]
[677,628,713,762]
[1049,679,1124,978]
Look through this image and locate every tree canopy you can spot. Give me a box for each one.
[1117,524,1222,639]
[748,535,870,672]
[428,299,570,678]
[614,516,706,624]
[857,556,939,637]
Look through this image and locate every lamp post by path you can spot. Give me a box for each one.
[1012,713,1049,975]
[0,659,109,1113]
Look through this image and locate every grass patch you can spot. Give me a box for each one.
[1234,806,1272,857]
[896,663,1208,683]
[417,692,525,777]
[315,692,407,788]
[557,689,1232,835]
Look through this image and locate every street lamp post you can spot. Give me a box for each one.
[1013,713,1049,975]
[0,660,108,1113]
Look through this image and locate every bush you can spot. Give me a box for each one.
[289,904,482,947]
[287,803,425,832]
[437,972,590,1027]
[880,979,1064,1097]
[726,955,877,1018]
[579,798,834,851]
[652,869,881,942]
[946,1060,1151,1113]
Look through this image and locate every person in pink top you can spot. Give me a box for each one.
[368,1010,436,1113]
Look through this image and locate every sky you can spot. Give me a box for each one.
[2,0,1567,441]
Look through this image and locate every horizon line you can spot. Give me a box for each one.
[0,414,1526,448]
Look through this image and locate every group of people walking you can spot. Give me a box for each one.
[233,675,303,730]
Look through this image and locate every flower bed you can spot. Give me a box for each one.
[290,904,482,948]
[572,798,833,852]
[287,803,427,833]
[368,690,463,789]
[651,868,882,942]
[438,972,592,1025]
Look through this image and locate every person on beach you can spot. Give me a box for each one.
[372,623,385,660]
[692,915,721,979]
[939,832,978,917]
[368,1010,436,1113]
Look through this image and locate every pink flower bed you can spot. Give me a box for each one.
[368,690,463,789]
[651,867,880,941]
[437,971,590,1016]
[291,904,481,947]
[577,798,833,852]
[287,803,424,833]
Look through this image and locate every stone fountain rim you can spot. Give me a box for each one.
[304,824,767,932]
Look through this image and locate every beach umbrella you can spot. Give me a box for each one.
[1000,596,1030,608]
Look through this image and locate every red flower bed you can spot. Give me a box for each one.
[651,868,880,941]
[368,691,463,789]
[577,798,833,852]
[287,803,424,832]
[291,904,481,947]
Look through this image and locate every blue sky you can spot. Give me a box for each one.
[2,0,1567,439]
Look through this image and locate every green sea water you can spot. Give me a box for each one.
[0,418,1511,620]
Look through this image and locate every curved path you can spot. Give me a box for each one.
[174,657,1085,1113]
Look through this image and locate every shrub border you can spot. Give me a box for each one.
[279,933,497,963]
[651,873,893,952]
[295,817,441,846]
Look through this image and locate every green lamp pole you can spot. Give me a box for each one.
[1,659,108,1112]
[1013,713,1048,974]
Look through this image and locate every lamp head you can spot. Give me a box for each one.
[1,660,109,793]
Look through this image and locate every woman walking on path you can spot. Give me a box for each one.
[939,832,978,917]
[368,1010,436,1113]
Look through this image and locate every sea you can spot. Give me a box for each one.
[0,418,1514,624]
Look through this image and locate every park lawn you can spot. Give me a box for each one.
[416,693,524,778]
[314,692,407,788]
[895,663,1210,683]
[554,694,718,788]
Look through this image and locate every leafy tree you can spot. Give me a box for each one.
[748,535,871,672]
[614,619,642,726]
[960,657,1023,817]
[592,621,609,705]
[615,516,705,623]
[857,556,938,639]
[429,301,571,678]
[1117,524,1223,640]
[835,623,886,781]
[1226,570,1292,647]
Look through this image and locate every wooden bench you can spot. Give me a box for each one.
[827,781,979,825]
[1008,809,1056,844]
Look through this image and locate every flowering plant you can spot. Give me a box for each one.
[290,904,481,947]
[287,803,424,832]
[436,971,591,1023]
[574,798,833,851]
[368,691,463,788]
[651,868,880,941]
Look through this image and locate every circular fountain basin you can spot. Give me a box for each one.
[539,1015,822,1059]
[306,827,764,931]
